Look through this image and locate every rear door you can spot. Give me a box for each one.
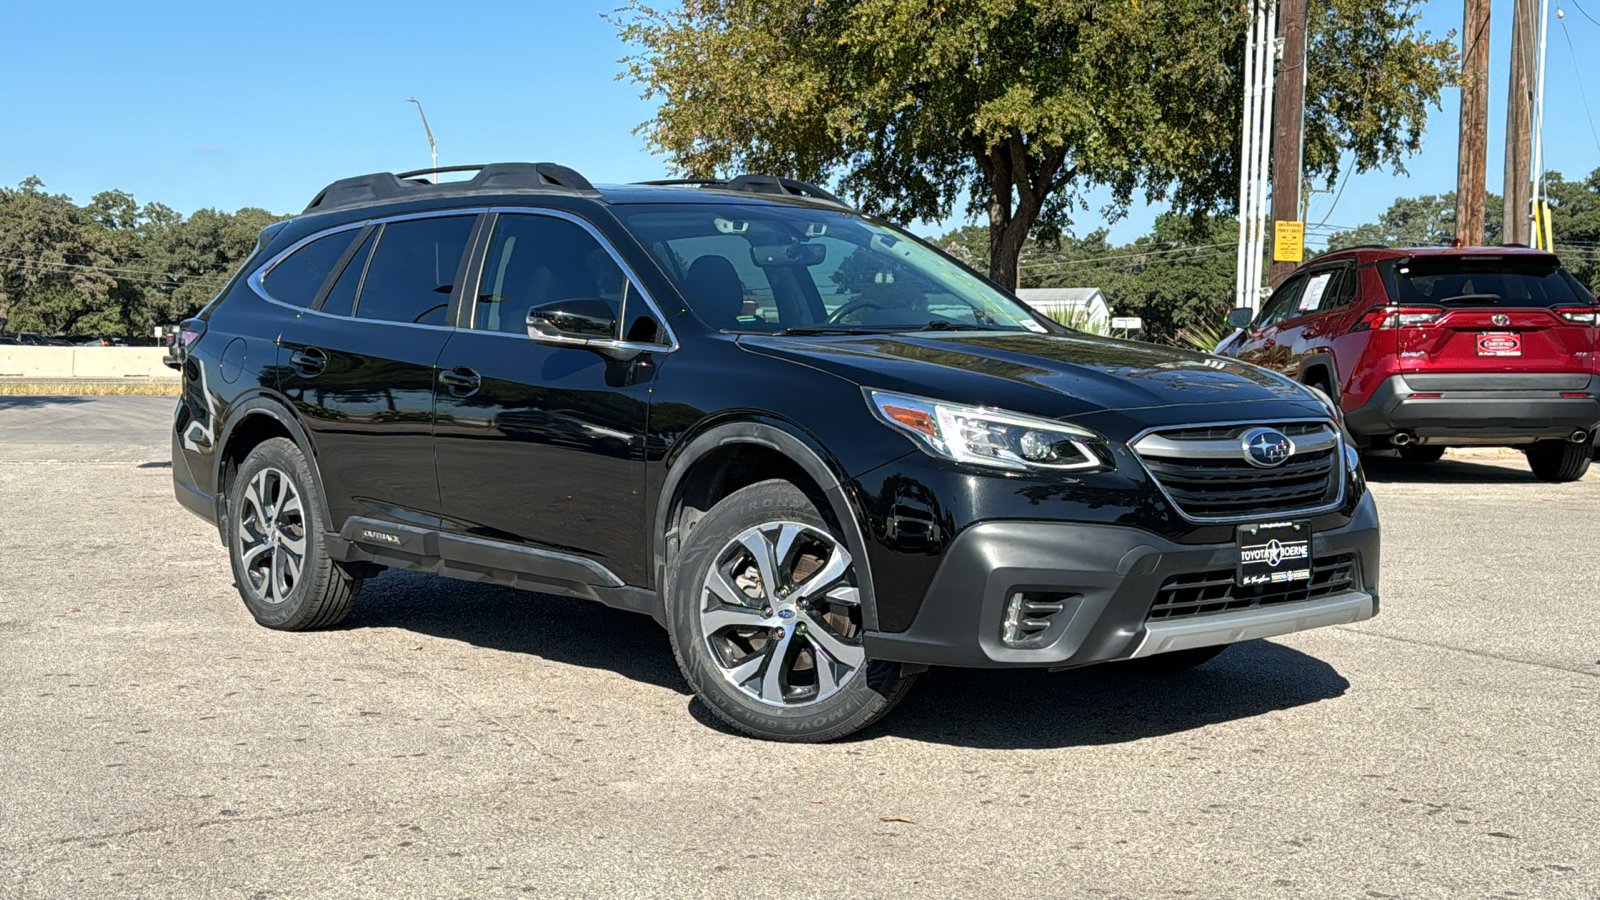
[1386,254,1599,375]
[1231,273,1307,371]
[275,213,479,528]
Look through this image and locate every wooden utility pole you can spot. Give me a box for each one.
[1504,0,1536,245]
[1456,0,1491,247]
[1269,0,1308,286]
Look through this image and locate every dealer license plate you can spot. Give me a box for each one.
[1476,332,1522,357]
[1237,521,1312,587]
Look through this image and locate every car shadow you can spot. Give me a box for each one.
[352,570,1350,749]
[342,569,690,694]
[850,640,1350,749]
[1360,453,1540,484]
[0,394,94,409]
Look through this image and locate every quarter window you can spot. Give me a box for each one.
[318,228,376,317]
[473,214,646,340]
[262,230,358,307]
[355,216,475,325]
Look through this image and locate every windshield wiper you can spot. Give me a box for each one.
[774,326,896,336]
[916,320,1008,331]
[1435,293,1502,305]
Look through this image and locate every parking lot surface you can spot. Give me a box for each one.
[1,395,1596,898]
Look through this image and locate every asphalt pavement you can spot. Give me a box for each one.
[0,395,1595,898]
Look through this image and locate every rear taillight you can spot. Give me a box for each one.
[178,318,206,349]
[1351,306,1442,331]
[1556,308,1599,325]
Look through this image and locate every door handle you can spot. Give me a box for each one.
[289,347,327,376]
[438,366,481,394]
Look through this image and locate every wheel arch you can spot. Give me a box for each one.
[655,417,882,632]
[1297,352,1341,403]
[214,394,335,537]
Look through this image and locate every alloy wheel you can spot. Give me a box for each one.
[698,521,865,707]
[236,467,307,605]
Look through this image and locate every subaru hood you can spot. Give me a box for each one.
[739,330,1314,421]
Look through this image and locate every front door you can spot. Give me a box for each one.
[432,210,669,586]
[276,213,479,528]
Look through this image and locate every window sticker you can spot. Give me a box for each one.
[1299,273,1332,311]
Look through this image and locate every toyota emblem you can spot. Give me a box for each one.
[1241,428,1295,468]
[1491,313,1511,327]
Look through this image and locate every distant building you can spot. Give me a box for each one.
[1015,287,1112,331]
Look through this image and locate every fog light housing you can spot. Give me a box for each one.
[1001,591,1079,647]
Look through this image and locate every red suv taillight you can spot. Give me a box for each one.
[1556,308,1600,325]
[1351,306,1442,331]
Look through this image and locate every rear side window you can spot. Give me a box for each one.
[319,228,376,317]
[356,216,475,325]
[1386,257,1593,308]
[262,230,358,307]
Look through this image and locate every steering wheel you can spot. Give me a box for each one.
[825,298,894,325]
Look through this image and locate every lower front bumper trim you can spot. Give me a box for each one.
[1129,589,1375,658]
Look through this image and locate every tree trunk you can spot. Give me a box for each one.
[975,135,1065,291]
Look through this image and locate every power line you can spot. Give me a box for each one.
[1567,0,1600,27]
[1019,241,1238,272]
[1557,7,1600,155]
[0,254,230,285]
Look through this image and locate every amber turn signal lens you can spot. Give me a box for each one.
[882,404,936,437]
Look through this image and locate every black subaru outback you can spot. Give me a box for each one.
[171,163,1380,741]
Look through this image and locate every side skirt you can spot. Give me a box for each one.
[326,517,664,625]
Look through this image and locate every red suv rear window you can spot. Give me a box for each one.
[1383,256,1595,309]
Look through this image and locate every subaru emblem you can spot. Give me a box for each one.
[1241,428,1294,468]
[778,608,795,619]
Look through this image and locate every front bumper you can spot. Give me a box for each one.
[861,490,1379,669]
[1343,373,1600,440]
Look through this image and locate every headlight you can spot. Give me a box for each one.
[866,389,1109,472]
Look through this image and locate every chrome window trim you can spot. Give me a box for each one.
[247,209,488,329]
[1126,416,1347,525]
[473,206,679,352]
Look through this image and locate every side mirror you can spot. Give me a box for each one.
[526,299,618,342]
[1225,307,1255,330]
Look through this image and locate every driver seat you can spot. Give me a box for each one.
[685,256,746,330]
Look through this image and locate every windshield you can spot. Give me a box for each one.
[1385,256,1596,308]
[616,203,1050,334]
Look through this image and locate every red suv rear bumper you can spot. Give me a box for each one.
[1343,373,1600,442]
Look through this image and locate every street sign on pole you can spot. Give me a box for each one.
[1110,317,1143,331]
[1273,220,1305,263]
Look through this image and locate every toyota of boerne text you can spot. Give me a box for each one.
[169,162,1379,741]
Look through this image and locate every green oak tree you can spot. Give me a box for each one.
[615,0,1456,288]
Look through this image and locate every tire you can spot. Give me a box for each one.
[1527,436,1593,482]
[1120,645,1228,674]
[226,437,361,630]
[1396,445,1445,464]
[665,479,917,742]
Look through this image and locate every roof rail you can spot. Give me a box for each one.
[304,162,598,213]
[636,174,846,206]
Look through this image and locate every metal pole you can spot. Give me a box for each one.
[1249,2,1279,312]
[1235,0,1260,311]
[1531,0,1551,247]
[407,98,439,180]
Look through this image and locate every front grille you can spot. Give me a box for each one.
[1133,421,1343,520]
[1147,553,1358,621]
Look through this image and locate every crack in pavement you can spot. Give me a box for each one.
[1335,625,1600,678]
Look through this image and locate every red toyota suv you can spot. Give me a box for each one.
[1217,246,1600,482]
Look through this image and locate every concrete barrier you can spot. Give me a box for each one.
[0,347,172,378]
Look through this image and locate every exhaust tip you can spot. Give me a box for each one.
[1571,430,1590,444]
[1392,431,1414,446]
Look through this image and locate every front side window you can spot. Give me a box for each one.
[472,214,651,341]
[355,216,474,325]
[616,203,1050,334]
[262,230,358,307]
[1258,276,1306,328]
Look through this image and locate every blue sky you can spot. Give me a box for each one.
[3,1,1597,250]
